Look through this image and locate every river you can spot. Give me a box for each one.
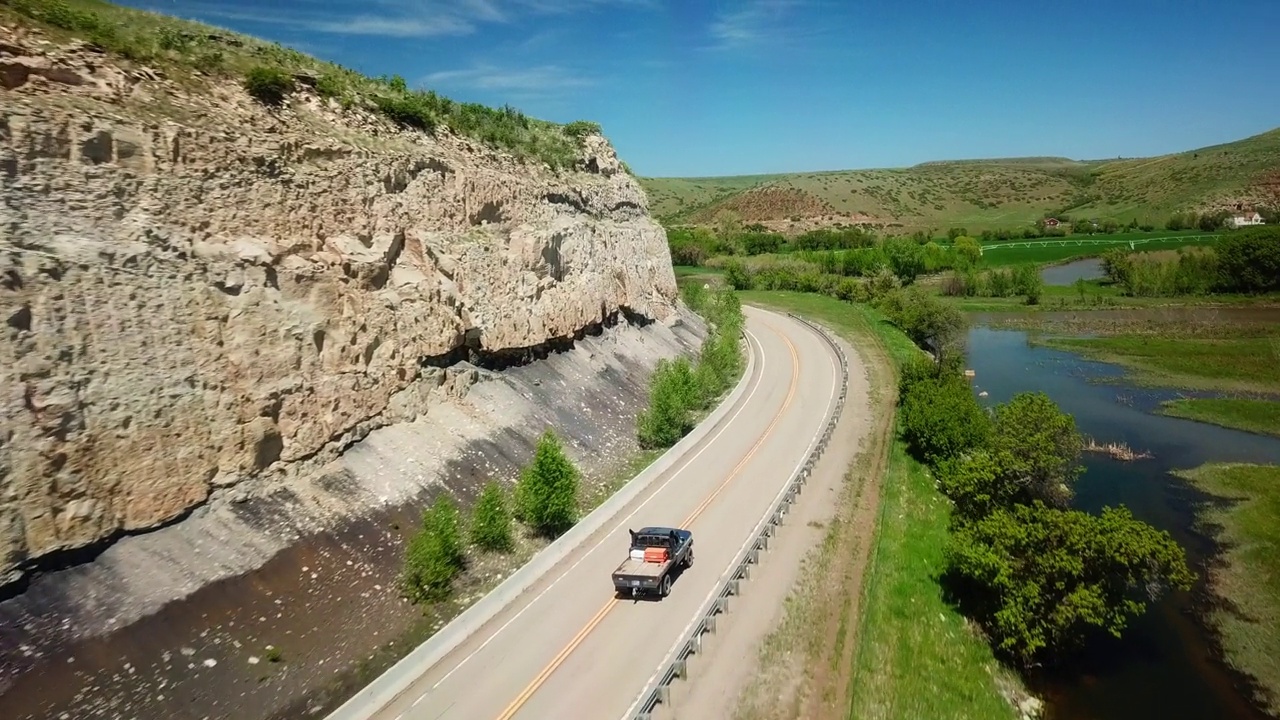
[963,311,1280,720]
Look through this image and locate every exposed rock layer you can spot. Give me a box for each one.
[0,28,679,590]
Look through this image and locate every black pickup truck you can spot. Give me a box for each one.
[611,526,694,599]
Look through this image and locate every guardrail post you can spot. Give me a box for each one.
[674,659,687,679]
[657,686,671,704]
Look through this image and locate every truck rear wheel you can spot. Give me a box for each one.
[660,575,671,597]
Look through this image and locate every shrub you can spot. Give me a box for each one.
[564,120,602,140]
[639,286,744,449]
[514,430,580,537]
[944,502,1194,667]
[315,72,348,100]
[1215,227,1280,293]
[243,65,294,106]
[899,374,992,467]
[470,481,514,552]
[400,494,466,603]
[637,357,702,448]
[988,391,1083,509]
[723,259,752,290]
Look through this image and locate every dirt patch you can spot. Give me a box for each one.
[689,186,836,223]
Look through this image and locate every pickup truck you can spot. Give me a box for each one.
[611,526,694,599]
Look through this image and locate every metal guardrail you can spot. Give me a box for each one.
[624,312,850,720]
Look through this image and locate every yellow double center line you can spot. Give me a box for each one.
[493,322,802,720]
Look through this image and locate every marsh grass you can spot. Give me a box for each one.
[1174,463,1280,717]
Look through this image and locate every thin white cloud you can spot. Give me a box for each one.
[170,0,656,39]
[708,0,807,50]
[422,63,597,95]
[164,4,477,38]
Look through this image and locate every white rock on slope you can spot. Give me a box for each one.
[0,29,679,587]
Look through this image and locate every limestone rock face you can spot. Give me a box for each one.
[0,29,678,588]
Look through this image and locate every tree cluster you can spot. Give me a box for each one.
[940,265,1044,304]
[896,361,1195,667]
[665,225,877,266]
[1102,226,1280,296]
[401,430,583,604]
[638,287,746,448]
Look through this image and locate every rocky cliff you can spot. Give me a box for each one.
[0,25,679,591]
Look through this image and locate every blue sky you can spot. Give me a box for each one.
[124,0,1280,177]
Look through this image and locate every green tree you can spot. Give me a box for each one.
[952,236,982,267]
[944,501,1195,667]
[514,430,580,537]
[899,375,992,467]
[722,259,753,290]
[400,494,466,603]
[882,236,926,283]
[936,450,1012,521]
[880,287,967,368]
[1013,264,1044,305]
[988,392,1083,509]
[637,357,701,448]
[1214,227,1280,293]
[470,481,514,552]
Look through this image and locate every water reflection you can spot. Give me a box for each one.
[1041,258,1105,286]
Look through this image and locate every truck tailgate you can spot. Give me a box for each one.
[614,557,668,577]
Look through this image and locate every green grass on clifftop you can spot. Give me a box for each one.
[1174,462,1280,717]
[641,128,1280,230]
[3,0,602,170]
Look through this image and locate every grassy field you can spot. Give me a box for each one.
[1159,399,1280,438]
[1036,329,1280,394]
[641,128,1280,230]
[976,232,1219,267]
[1173,463,1280,717]
[728,291,1019,720]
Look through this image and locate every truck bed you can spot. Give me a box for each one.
[614,557,669,578]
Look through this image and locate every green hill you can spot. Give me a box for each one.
[641,129,1280,231]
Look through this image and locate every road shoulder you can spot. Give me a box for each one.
[663,318,882,720]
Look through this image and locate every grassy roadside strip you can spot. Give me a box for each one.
[1159,399,1280,438]
[727,291,1018,720]
[1173,463,1280,717]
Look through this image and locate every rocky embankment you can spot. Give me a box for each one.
[0,25,695,719]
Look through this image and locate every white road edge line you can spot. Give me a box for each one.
[412,327,771,699]
[618,317,842,720]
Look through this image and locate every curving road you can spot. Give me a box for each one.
[359,306,842,720]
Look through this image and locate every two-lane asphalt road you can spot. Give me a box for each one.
[368,306,842,720]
